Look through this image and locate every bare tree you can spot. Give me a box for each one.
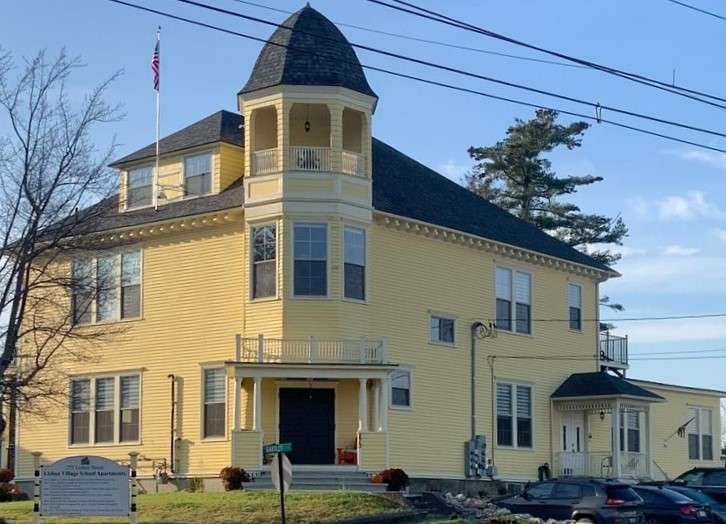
[0,47,123,430]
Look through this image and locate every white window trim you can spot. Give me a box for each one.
[67,372,142,448]
[568,281,583,333]
[124,164,155,211]
[495,380,535,451]
[495,265,533,336]
[291,221,331,299]
[687,405,714,461]
[181,150,215,200]
[428,311,457,347]
[341,223,369,304]
[200,364,228,442]
[249,220,279,302]
[390,367,414,410]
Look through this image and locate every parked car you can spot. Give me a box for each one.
[674,469,726,505]
[632,485,710,524]
[667,485,726,524]
[496,478,643,523]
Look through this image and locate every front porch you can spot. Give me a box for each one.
[226,338,394,473]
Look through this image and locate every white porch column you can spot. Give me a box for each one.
[645,406,652,479]
[253,377,262,431]
[612,399,621,478]
[358,378,368,432]
[233,376,243,431]
[373,380,381,432]
[379,375,389,432]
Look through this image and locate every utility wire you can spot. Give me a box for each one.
[229,0,589,69]
[172,0,726,140]
[368,0,726,108]
[106,0,726,161]
[664,0,726,22]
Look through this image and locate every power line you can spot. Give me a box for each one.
[105,0,726,157]
[664,0,726,22]
[368,0,726,108]
[229,0,590,70]
[173,0,726,140]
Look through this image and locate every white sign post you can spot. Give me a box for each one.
[32,452,138,523]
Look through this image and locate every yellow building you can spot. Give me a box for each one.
[14,5,724,488]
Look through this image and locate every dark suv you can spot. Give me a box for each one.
[674,468,726,505]
[496,478,643,523]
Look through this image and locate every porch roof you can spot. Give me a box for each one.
[552,372,664,401]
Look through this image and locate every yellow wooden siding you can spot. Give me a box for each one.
[218,143,244,192]
[359,431,386,471]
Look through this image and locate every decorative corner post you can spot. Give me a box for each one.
[128,451,139,524]
[32,451,42,524]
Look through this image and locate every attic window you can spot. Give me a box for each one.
[127,166,153,208]
[184,152,212,197]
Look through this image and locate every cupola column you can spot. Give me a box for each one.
[280,99,293,172]
[328,103,344,173]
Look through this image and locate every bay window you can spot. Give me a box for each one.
[184,152,212,197]
[127,166,153,208]
[496,267,532,334]
[343,226,366,300]
[293,223,327,296]
[252,224,277,299]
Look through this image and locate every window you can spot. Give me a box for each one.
[688,407,714,461]
[344,226,366,300]
[497,382,533,448]
[568,283,582,331]
[496,267,531,334]
[70,379,90,445]
[252,224,276,299]
[184,153,212,197]
[127,166,153,208]
[430,315,455,344]
[294,223,327,296]
[72,250,142,324]
[526,482,556,500]
[203,368,226,438]
[69,374,140,445]
[555,483,582,499]
[391,370,411,407]
[120,376,140,442]
[619,410,640,453]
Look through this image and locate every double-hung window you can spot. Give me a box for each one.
[495,267,531,334]
[70,379,91,445]
[496,382,533,448]
[391,370,411,408]
[252,224,277,299]
[96,255,119,322]
[94,378,115,443]
[294,223,327,296]
[127,166,153,208]
[619,410,640,453]
[430,315,455,344]
[203,368,226,438]
[343,226,366,300]
[72,258,94,325]
[120,376,140,442]
[688,407,714,460]
[568,283,582,331]
[184,153,212,197]
[121,251,141,318]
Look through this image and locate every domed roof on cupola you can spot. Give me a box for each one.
[239,4,376,98]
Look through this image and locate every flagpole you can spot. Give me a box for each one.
[154,26,161,211]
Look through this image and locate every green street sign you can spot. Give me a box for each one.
[264,442,292,454]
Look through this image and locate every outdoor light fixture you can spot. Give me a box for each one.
[599,410,606,421]
[304,104,311,132]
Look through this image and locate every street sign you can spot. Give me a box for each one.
[264,442,292,454]
[271,453,292,493]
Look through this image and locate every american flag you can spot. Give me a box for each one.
[151,39,160,91]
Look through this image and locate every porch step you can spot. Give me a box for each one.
[245,470,388,492]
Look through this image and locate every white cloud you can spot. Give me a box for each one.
[714,228,726,244]
[678,149,726,170]
[438,160,469,179]
[662,244,700,256]
[655,191,725,220]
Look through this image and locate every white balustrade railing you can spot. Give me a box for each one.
[252,148,278,175]
[288,146,331,172]
[238,336,386,364]
[555,451,648,479]
[342,150,366,177]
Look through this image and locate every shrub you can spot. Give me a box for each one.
[379,468,409,492]
[187,477,204,493]
[0,470,13,483]
[0,482,27,503]
[219,467,251,491]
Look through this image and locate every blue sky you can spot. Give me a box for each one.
[3,1,726,391]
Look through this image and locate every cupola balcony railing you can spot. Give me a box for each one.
[251,146,366,177]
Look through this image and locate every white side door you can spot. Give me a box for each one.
[561,412,585,475]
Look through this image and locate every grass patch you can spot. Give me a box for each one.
[1,490,401,523]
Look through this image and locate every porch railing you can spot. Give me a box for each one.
[342,150,366,177]
[289,146,331,172]
[599,332,628,367]
[252,148,278,175]
[238,335,387,364]
[555,451,647,479]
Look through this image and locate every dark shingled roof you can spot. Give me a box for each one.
[552,372,664,400]
[104,112,609,272]
[109,110,243,167]
[239,5,376,98]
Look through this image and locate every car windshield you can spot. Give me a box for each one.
[608,486,642,502]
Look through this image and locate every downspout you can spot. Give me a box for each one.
[470,322,484,440]
[489,356,496,467]
[167,374,176,474]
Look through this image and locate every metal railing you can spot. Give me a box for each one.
[288,146,331,172]
[237,335,387,364]
[600,332,628,367]
[342,150,366,177]
[252,148,278,175]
